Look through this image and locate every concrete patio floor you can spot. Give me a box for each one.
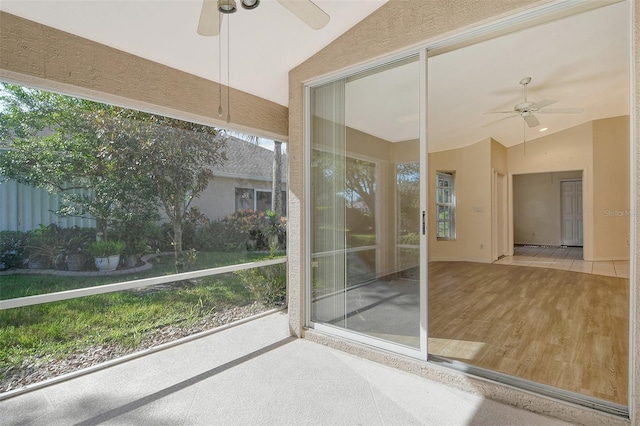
[1,311,570,425]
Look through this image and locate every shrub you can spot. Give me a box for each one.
[24,225,96,270]
[220,209,286,251]
[86,240,126,257]
[0,231,28,270]
[236,261,286,305]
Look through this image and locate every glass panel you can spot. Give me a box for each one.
[427,1,630,408]
[310,56,421,350]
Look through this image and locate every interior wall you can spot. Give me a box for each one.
[491,140,509,259]
[513,171,583,246]
[429,138,492,263]
[491,139,508,175]
[0,11,288,140]
[593,115,631,260]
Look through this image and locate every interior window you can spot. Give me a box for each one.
[436,171,455,240]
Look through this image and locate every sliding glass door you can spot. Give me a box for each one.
[308,55,426,355]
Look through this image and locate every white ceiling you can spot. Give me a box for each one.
[0,0,388,107]
[346,1,630,151]
[0,1,631,152]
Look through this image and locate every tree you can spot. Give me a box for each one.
[271,141,283,218]
[104,110,227,266]
[0,84,156,239]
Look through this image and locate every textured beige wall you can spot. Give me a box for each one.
[491,139,508,175]
[428,138,492,263]
[0,11,288,140]
[289,0,639,423]
[593,115,631,260]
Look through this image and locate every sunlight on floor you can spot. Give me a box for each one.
[428,338,486,360]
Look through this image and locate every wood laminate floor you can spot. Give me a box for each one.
[428,261,629,405]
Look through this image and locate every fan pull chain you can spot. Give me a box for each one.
[217,15,223,118]
[523,120,526,157]
[227,14,231,124]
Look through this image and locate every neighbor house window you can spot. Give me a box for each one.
[235,188,254,211]
[235,188,287,215]
[436,171,455,240]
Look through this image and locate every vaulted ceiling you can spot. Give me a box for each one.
[0,1,631,152]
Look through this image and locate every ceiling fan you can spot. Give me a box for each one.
[197,0,330,36]
[482,77,584,129]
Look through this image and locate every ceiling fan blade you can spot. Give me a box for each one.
[198,0,223,36]
[539,107,584,114]
[524,114,540,128]
[278,0,330,30]
[530,99,556,110]
[482,114,518,128]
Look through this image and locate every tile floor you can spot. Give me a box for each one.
[494,245,630,278]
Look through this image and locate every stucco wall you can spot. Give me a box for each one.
[192,177,285,222]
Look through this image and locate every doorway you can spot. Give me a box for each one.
[493,172,508,260]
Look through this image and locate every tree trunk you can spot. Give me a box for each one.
[272,141,283,218]
[172,219,183,271]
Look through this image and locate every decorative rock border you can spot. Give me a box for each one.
[0,252,171,277]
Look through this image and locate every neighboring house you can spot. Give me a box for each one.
[192,136,287,220]
[0,136,286,232]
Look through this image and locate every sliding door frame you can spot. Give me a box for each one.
[304,50,429,360]
[303,0,634,417]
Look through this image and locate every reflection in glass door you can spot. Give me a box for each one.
[308,55,424,353]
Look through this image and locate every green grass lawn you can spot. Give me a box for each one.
[0,251,285,384]
[0,251,279,300]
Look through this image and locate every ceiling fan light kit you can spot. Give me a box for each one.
[198,0,330,36]
[241,0,260,10]
[218,0,237,14]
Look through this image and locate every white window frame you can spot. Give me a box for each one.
[435,171,456,240]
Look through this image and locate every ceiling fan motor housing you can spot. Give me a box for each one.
[515,101,536,113]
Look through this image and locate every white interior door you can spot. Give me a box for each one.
[561,180,583,246]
